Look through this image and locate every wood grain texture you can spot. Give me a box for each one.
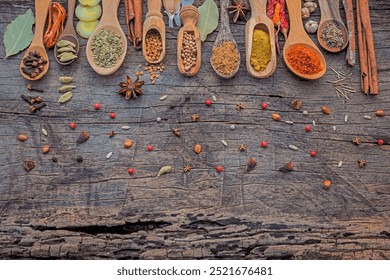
[0,0,389,259]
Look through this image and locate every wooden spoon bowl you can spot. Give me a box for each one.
[54,0,80,65]
[245,0,276,78]
[20,0,51,81]
[86,0,127,75]
[317,0,348,53]
[283,0,326,80]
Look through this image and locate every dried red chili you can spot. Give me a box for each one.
[267,0,289,54]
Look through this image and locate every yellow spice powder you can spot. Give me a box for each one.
[250,29,271,71]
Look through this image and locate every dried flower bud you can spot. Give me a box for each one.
[123,139,133,149]
[41,145,50,154]
[194,144,202,154]
[321,106,331,115]
[272,113,282,121]
[18,134,28,142]
[375,109,385,117]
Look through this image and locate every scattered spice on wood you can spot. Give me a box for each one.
[157,166,172,177]
[76,155,83,163]
[211,41,239,77]
[375,109,385,117]
[239,143,247,151]
[194,144,202,154]
[363,115,372,120]
[91,29,124,68]
[108,130,116,138]
[286,45,323,75]
[358,159,367,168]
[76,130,89,144]
[279,161,293,172]
[41,145,50,154]
[143,62,165,85]
[23,160,35,171]
[21,95,42,105]
[236,103,245,111]
[221,140,228,147]
[321,106,331,115]
[191,114,200,122]
[291,99,302,110]
[21,51,48,79]
[323,179,331,189]
[172,128,181,137]
[352,137,361,146]
[250,30,271,71]
[124,0,143,49]
[123,139,133,149]
[30,103,47,113]
[41,128,48,136]
[321,22,345,49]
[183,165,191,173]
[145,29,163,62]
[118,75,145,100]
[327,68,355,100]
[18,134,28,142]
[272,113,282,121]
[245,157,257,173]
[43,2,66,48]
[52,156,58,163]
[227,0,250,22]
[26,84,44,92]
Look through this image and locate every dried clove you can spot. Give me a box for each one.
[21,95,42,105]
[108,130,116,138]
[279,162,294,172]
[26,84,44,92]
[23,160,35,171]
[76,130,90,143]
[30,103,47,113]
[245,157,257,173]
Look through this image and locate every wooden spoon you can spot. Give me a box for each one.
[54,0,79,65]
[283,0,326,80]
[245,0,276,78]
[211,0,240,78]
[317,0,348,53]
[86,0,127,75]
[19,0,51,81]
[177,5,201,76]
[143,0,166,64]
[163,0,181,28]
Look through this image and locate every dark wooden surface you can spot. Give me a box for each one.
[0,0,389,259]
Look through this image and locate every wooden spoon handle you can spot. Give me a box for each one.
[249,0,267,18]
[220,0,230,32]
[318,0,342,22]
[32,0,52,46]
[147,0,163,17]
[64,0,76,34]
[101,0,120,23]
[286,0,306,38]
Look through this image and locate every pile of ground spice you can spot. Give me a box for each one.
[211,41,239,76]
[286,45,323,75]
[250,29,271,71]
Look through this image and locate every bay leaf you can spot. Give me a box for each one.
[157,166,172,177]
[196,0,219,42]
[58,91,73,103]
[3,9,35,59]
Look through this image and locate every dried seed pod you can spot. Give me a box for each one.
[106,152,113,159]
[76,130,90,143]
[59,85,76,93]
[122,126,130,130]
[272,113,282,121]
[41,145,50,154]
[375,109,385,117]
[364,115,372,120]
[58,91,73,103]
[41,128,48,136]
[245,157,257,173]
[221,140,228,147]
[323,179,331,189]
[123,139,133,149]
[157,166,172,177]
[291,99,302,110]
[279,162,294,172]
[288,145,299,151]
[18,134,28,142]
[23,160,35,171]
[59,76,74,83]
[194,143,202,154]
[321,106,331,115]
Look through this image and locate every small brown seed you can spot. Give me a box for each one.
[272,113,282,121]
[194,143,202,154]
[23,160,35,171]
[321,106,331,115]
[18,134,28,142]
[291,99,302,110]
[42,145,50,154]
[323,179,331,189]
[375,109,385,117]
[123,139,133,149]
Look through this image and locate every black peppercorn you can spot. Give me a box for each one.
[76,155,83,163]
[52,157,58,163]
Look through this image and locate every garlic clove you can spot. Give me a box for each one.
[304,2,317,13]
[301,7,310,19]
[305,20,319,33]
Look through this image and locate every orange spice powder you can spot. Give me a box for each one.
[287,45,323,75]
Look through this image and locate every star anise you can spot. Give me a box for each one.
[226,0,251,23]
[118,75,145,100]
[183,165,191,173]
[358,159,367,168]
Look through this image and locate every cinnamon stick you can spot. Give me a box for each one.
[356,0,369,94]
[124,0,143,50]
[360,0,378,94]
[342,0,355,66]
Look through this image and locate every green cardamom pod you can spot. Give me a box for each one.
[59,54,78,62]
[59,85,76,93]
[56,39,76,48]
[58,46,76,53]
[58,91,73,103]
[157,166,172,177]
[59,76,74,84]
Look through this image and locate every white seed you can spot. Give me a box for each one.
[212,95,217,102]
[338,161,343,168]
[284,120,294,125]
[222,140,228,147]
[303,110,309,116]
[344,114,348,123]
[122,126,130,130]
[332,126,337,131]
[312,120,316,126]
[230,125,235,130]
[106,152,113,159]
[41,128,48,136]
[364,115,372,120]
[289,145,299,151]
[160,95,168,101]
[156,117,161,122]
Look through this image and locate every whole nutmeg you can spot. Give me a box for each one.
[303,2,317,13]
[272,113,282,121]
[321,106,331,115]
[375,109,385,117]
[18,134,28,142]
[123,139,133,149]
[305,20,319,33]
[42,145,50,154]
[301,7,310,19]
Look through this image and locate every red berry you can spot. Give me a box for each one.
[128,168,134,175]
[216,165,223,173]
[109,112,116,119]
[205,99,212,106]
[93,103,101,110]
[377,139,384,145]
[261,141,268,148]
[305,125,311,132]
[261,102,268,110]
[310,150,317,157]
[69,122,77,129]
[147,145,153,151]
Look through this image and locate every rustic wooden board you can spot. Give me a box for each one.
[0,0,389,259]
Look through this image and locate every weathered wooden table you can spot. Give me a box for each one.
[0,0,389,259]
